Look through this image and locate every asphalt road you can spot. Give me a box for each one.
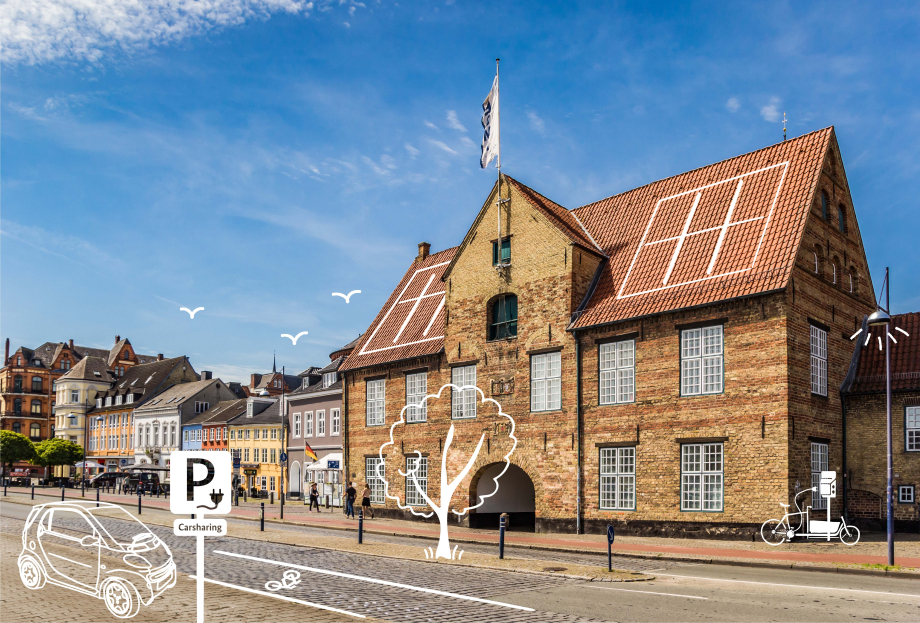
[2,498,918,622]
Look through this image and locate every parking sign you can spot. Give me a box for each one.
[169,451,232,515]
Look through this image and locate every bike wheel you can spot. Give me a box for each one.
[761,519,787,546]
[840,525,860,546]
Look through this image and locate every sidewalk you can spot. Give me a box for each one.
[5,486,919,574]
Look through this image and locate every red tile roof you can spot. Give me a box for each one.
[848,313,920,393]
[571,127,834,328]
[504,176,604,254]
[340,247,458,372]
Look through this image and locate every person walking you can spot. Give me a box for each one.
[345,482,357,519]
[309,482,320,512]
[361,483,374,519]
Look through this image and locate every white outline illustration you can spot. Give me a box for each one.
[180,307,205,318]
[378,383,517,560]
[760,472,860,546]
[280,331,309,345]
[18,501,177,619]
[332,290,362,303]
[617,161,789,299]
[265,569,302,591]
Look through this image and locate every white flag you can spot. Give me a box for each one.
[480,74,499,169]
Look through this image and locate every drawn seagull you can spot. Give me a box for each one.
[332,290,361,303]
[180,307,204,319]
[281,331,309,345]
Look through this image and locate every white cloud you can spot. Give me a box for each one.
[424,120,439,130]
[446,110,467,132]
[0,0,339,65]
[526,109,545,134]
[760,97,782,122]
[459,136,476,148]
[343,21,351,28]
[0,219,122,270]
[362,155,389,176]
[404,142,419,157]
[428,139,458,155]
[726,97,740,113]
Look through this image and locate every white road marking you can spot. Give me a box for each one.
[188,575,364,618]
[654,573,920,599]
[587,585,708,600]
[213,550,536,612]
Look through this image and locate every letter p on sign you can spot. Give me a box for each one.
[170,451,232,515]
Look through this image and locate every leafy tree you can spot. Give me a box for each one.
[33,438,84,477]
[0,430,38,476]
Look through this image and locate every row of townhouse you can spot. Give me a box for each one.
[339,127,919,536]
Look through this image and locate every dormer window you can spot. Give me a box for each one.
[302,378,309,389]
[105,396,112,407]
[126,394,134,404]
[115,395,123,405]
[323,372,337,388]
[247,403,254,417]
[96,398,102,408]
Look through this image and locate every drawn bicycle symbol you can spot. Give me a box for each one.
[265,569,301,591]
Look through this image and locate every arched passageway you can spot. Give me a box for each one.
[469,462,536,531]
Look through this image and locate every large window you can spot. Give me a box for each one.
[31,400,42,414]
[30,423,40,439]
[810,325,828,396]
[837,205,847,234]
[317,410,326,436]
[331,408,341,435]
[820,191,828,220]
[31,376,42,392]
[305,412,314,437]
[681,443,723,511]
[488,294,518,340]
[406,372,427,422]
[451,365,477,419]
[492,236,510,266]
[405,456,428,507]
[908,406,920,452]
[293,413,301,437]
[811,442,829,510]
[600,340,635,405]
[600,447,635,510]
[531,352,561,412]
[366,457,386,503]
[70,390,79,403]
[323,372,337,388]
[680,326,723,396]
[366,379,385,426]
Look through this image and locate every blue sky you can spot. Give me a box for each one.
[2,1,918,382]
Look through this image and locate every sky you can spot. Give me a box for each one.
[2,1,919,383]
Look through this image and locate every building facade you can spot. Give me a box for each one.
[228,397,283,495]
[341,127,876,536]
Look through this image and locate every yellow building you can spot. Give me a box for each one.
[228,398,284,496]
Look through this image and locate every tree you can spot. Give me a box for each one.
[33,438,84,478]
[380,382,517,560]
[0,430,37,476]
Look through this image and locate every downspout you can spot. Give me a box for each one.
[575,329,583,535]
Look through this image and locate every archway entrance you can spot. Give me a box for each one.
[289,462,302,495]
[469,463,536,531]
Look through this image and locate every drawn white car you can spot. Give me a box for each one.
[18,501,177,619]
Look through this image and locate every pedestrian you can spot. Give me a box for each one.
[361,483,374,519]
[345,481,357,518]
[309,482,320,512]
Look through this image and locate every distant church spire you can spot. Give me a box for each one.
[272,351,277,374]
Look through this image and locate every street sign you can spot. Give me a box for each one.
[244,469,258,475]
[606,524,615,544]
[280,452,288,463]
[174,519,227,537]
[327,460,340,469]
[819,471,837,498]
[232,457,241,469]
[169,451,231,515]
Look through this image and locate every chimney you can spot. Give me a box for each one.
[157,353,164,361]
[115,335,120,343]
[417,241,431,261]
[201,371,212,380]
[68,339,74,350]
[251,374,259,389]
[4,338,8,365]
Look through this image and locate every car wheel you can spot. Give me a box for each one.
[19,557,46,590]
[102,578,141,619]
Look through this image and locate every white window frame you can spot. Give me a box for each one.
[126,394,133,404]
[451,365,477,419]
[305,412,314,437]
[366,457,386,504]
[681,443,723,511]
[406,372,427,423]
[906,406,920,452]
[531,352,562,412]
[600,340,635,405]
[366,379,385,426]
[898,485,915,504]
[405,456,428,507]
[810,325,828,397]
[331,408,341,435]
[71,390,80,403]
[105,396,112,407]
[599,447,636,510]
[293,413,301,437]
[323,372,337,388]
[811,441,829,510]
[680,326,723,396]
[96,398,102,408]
[317,410,326,436]
[115,395,122,406]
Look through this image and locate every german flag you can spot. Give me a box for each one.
[304,442,318,462]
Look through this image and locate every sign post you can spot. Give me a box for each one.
[170,451,231,623]
[606,525,615,572]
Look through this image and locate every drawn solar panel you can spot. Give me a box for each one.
[618,162,789,299]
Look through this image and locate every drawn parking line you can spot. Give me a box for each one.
[188,576,365,618]
[587,586,708,600]
[213,550,535,612]
[653,573,920,599]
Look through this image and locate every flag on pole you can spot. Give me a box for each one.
[480,73,499,169]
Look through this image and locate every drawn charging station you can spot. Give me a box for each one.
[170,451,232,623]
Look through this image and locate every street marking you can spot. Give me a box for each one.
[188,576,365,618]
[214,550,536,611]
[587,585,708,600]
[654,573,920,599]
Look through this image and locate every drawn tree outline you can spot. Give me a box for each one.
[377,383,517,560]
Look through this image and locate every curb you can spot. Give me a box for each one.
[5,491,918,579]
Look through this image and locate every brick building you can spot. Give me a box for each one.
[341,127,877,536]
[842,312,920,531]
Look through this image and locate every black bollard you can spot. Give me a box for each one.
[61,484,65,502]
[260,502,265,531]
[499,515,506,560]
[358,509,364,544]
[31,484,35,500]
[607,525,615,572]
[280,492,284,520]
[270,491,274,505]
[3,482,6,497]
[96,487,100,507]
[138,490,142,515]
[235,490,239,507]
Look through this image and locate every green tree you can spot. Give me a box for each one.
[0,430,38,477]
[33,438,84,479]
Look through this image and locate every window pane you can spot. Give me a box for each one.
[681,359,701,395]
[617,368,634,403]
[682,329,701,358]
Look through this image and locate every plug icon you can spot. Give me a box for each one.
[197,489,224,510]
